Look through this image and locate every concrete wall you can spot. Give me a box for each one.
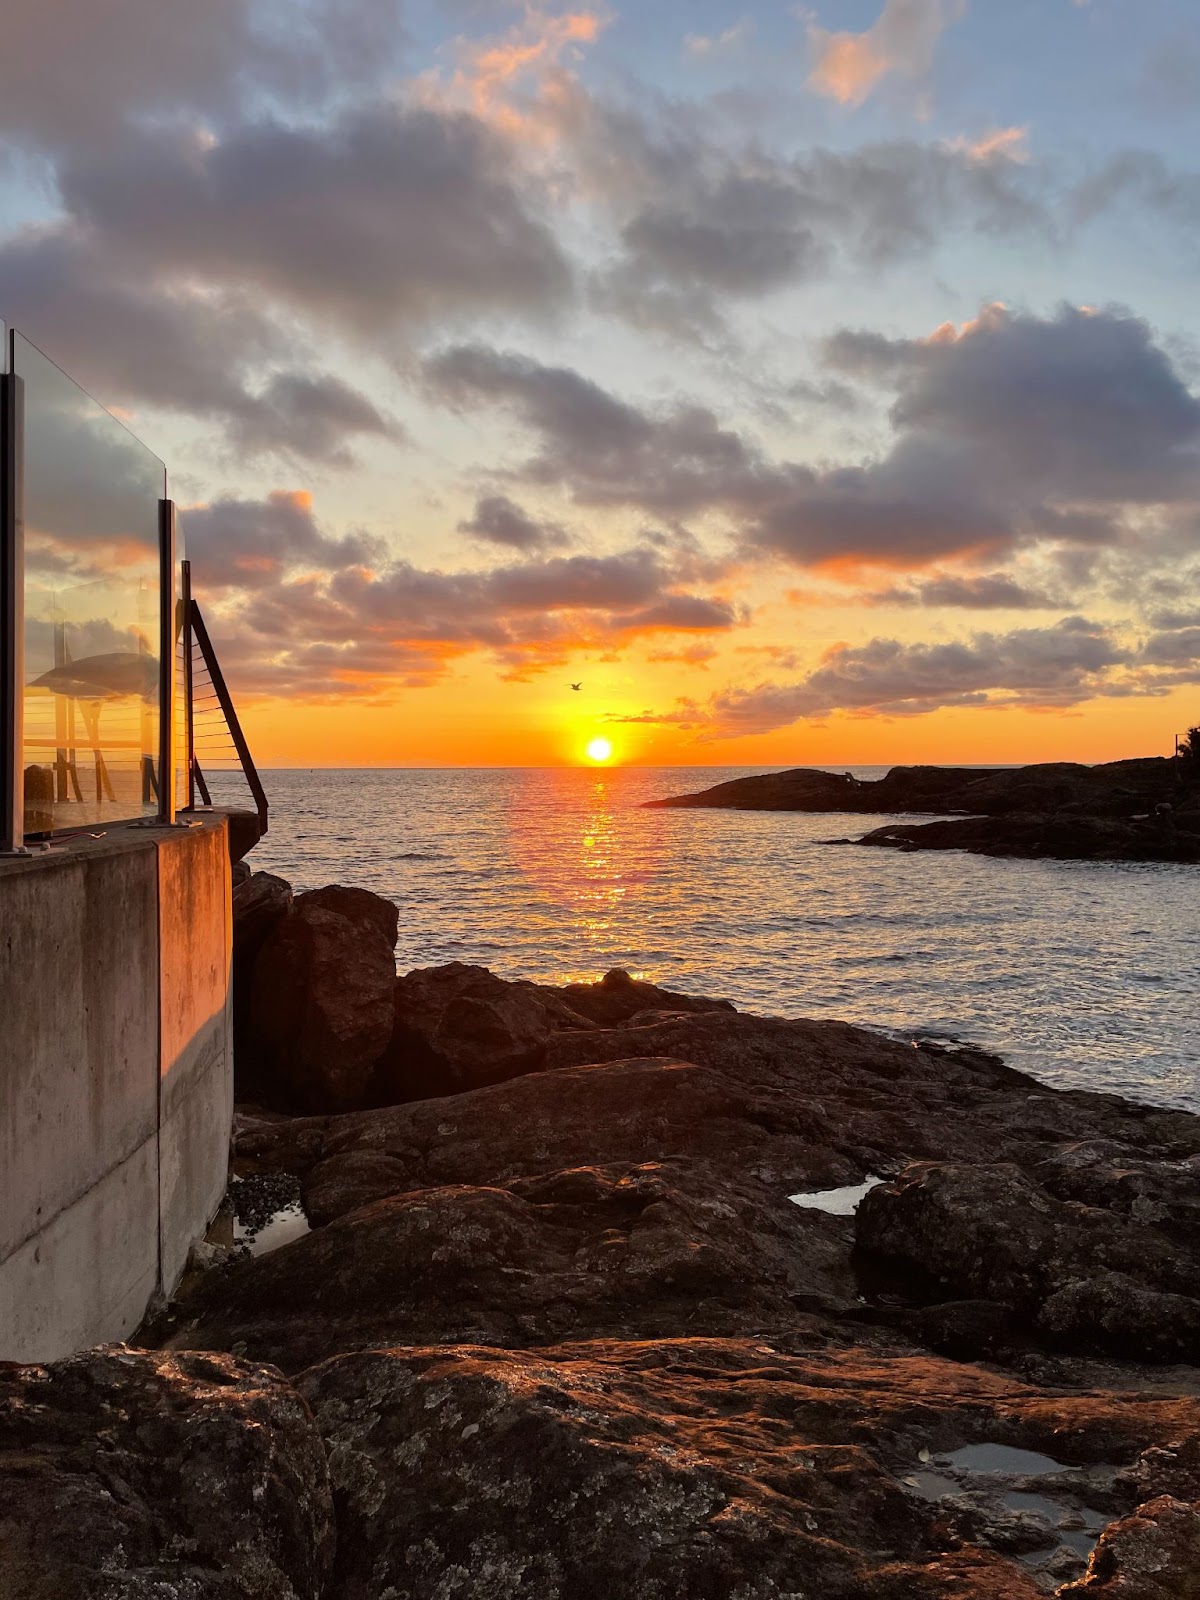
[0,817,232,1363]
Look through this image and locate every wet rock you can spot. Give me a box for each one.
[171,1056,864,1369]
[371,961,595,1101]
[250,883,399,1113]
[0,1346,334,1599]
[856,1162,1200,1360]
[1061,1494,1200,1597]
[293,1338,1200,1600]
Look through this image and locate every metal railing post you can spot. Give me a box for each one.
[182,558,195,811]
[157,498,176,825]
[1,337,26,854]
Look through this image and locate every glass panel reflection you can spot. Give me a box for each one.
[17,332,165,833]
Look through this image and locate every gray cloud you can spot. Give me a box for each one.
[427,303,1200,574]
[867,572,1073,609]
[0,231,395,465]
[712,617,1135,732]
[58,104,572,338]
[0,0,407,154]
[457,494,570,552]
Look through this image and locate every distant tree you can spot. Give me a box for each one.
[1180,725,1199,773]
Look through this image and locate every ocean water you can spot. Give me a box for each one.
[217,766,1200,1112]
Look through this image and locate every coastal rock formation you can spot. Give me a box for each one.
[175,995,1200,1374]
[249,883,399,1111]
[646,759,1200,864]
[296,1337,1200,1600]
[856,1159,1200,1362]
[856,809,1200,863]
[0,1347,334,1599]
[11,963,1200,1598]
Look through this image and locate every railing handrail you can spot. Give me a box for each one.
[188,596,268,835]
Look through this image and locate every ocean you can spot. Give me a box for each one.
[217,766,1200,1113]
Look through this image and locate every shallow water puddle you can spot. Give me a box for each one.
[235,1204,310,1257]
[904,1439,1114,1584]
[788,1177,882,1215]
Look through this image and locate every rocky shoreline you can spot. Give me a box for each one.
[3,872,1199,1598]
[646,759,1200,864]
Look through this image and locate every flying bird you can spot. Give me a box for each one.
[569,682,582,691]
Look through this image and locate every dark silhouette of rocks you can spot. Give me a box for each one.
[249,883,399,1111]
[647,758,1200,863]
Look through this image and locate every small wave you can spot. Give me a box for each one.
[393,851,443,861]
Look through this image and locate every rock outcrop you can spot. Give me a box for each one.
[647,759,1200,864]
[249,883,399,1111]
[0,1347,334,1599]
[9,962,1200,1598]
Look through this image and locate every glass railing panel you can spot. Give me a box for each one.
[16,332,165,835]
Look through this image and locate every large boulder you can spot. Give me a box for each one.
[855,1161,1200,1359]
[371,961,595,1101]
[250,884,399,1112]
[231,871,293,1091]
[0,1347,334,1599]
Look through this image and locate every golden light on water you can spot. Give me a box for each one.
[585,736,613,763]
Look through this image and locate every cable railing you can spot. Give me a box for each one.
[183,563,268,836]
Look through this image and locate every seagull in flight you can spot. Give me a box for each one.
[569,681,582,691]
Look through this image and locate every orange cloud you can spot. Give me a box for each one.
[946,126,1031,164]
[806,0,964,108]
[422,5,610,144]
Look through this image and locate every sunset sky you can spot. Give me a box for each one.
[3,0,1199,766]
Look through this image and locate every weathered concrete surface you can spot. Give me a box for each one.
[158,820,234,1290]
[0,819,234,1361]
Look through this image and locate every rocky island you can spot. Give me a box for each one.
[3,871,1200,1598]
[646,758,1200,863]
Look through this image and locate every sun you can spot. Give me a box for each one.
[585,736,613,764]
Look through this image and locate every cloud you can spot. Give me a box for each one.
[0,0,407,154]
[457,494,570,551]
[57,103,573,339]
[684,20,754,58]
[806,0,965,109]
[712,617,1135,732]
[0,230,394,464]
[182,491,742,697]
[945,126,1031,164]
[866,572,1072,609]
[425,304,1200,574]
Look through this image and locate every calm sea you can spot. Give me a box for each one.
[215,766,1200,1113]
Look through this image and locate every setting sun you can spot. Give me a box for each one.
[585,736,613,764]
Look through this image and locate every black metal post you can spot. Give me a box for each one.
[182,558,195,811]
[1,338,26,854]
[157,498,176,825]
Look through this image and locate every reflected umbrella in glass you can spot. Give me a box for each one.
[29,649,159,804]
